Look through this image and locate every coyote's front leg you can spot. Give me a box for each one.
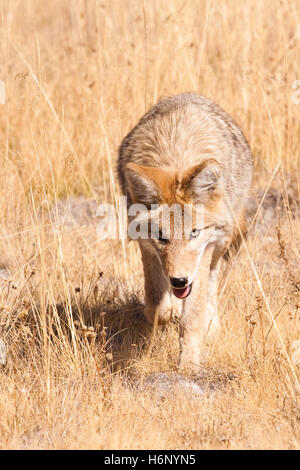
[139,243,182,325]
[179,246,220,371]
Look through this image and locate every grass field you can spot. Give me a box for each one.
[0,0,300,449]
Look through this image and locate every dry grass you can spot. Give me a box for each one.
[0,0,300,449]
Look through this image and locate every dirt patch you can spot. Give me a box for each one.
[47,196,99,231]
[246,186,300,229]
[134,369,237,400]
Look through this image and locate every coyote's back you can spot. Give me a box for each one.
[118,93,252,216]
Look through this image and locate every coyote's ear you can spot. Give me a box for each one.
[124,162,163,206]
[182,159,221,203]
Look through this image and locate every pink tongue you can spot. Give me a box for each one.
[173,285,191,299]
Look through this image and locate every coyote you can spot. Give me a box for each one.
[117,93,253,371]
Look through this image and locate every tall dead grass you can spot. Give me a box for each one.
[0,0,300,449]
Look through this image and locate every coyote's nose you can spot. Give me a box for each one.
[170,277,188,288]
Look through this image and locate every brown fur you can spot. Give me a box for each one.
[118,93,253,371]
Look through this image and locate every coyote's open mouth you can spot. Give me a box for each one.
[172,283,193,299]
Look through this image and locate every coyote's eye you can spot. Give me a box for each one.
[157,230,168,244]
[189,228,200,239]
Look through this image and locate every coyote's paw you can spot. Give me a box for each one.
[178,348,208,373]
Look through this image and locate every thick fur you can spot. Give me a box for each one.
[117,93,253,371]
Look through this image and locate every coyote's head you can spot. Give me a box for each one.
[125,159,233,299]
